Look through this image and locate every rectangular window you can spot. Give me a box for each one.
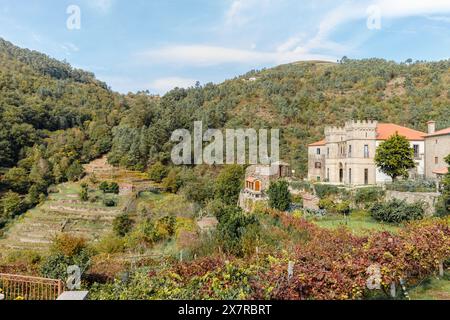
[349,168,352,184]
[348,145,352,158]
[327,148,330,158]
[315,162,322,169]
[317,148,321,155]
[327,168,330,180]
[364,169,369,185]
[413,145,419,158]
[364,145,369,158]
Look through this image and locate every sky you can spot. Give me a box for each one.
[1,0,450,94]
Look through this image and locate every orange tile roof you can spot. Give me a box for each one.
[310,123,427,146]
[426,127,450,137]
[433,167,448,175]
[376,123,426,141]
[308,139,326,147]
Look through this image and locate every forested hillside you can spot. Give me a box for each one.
[0,38,124,228]
[1,37,450,229]
[109,58,450,175]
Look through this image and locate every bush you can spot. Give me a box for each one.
[385,180,436,192]
[99,182,120,194]
[314,184,340,199]
[318,198,335,211]
[103,198,117,207]
[215,165,244,206]
[113,214,134,237]
[216,206,259,256]
[354,187,385,207]
[370,199,425,223]
[95,234,125,254]
[162,169,182,193]
[41,234,93,280]
[267,180,291,211]
[1,191,26,218]
[335,201,351,216]
[79,183,89,202]
[148,162,169,183]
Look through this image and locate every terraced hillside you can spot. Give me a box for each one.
[0,157,152,256]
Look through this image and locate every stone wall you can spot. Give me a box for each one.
[385,190,440,216]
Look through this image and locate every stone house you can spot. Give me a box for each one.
[308,120,428,185]
[424,121,450,180]
[119,183,135,195]
[239,161,291,211]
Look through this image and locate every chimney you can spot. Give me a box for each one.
[427,121,436,134]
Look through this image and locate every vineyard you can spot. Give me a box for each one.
[89,211,450,300]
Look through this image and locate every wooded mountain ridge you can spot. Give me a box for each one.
[1,39,450,227]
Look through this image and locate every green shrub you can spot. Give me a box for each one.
[290,181,312,192]
[336,201,351,216]
[148,162,169,183]
[354,187,385,207]
[370,199,425,223]
[41,234,93,280]
[385,180,436,193]
[99,182,120,194]
[318,198,335,211]
[214,165,244,206]
[314,184,340,199]
[95,234,125,254]
[103,198,117,207]
[79,183,89,202]
[291,194,304,207]
[267,180,291,211]
[113,214,134,237]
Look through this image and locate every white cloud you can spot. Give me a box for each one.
[149,77,198,93]
[138,44,335,67]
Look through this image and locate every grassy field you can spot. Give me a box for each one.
[409,273,450,300]
[310,210,400,235]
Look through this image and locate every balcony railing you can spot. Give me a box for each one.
[0,273,64,300]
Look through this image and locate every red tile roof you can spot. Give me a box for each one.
[426,127,450,137]
[308,139,326,147]
[376,123,426,141]
[433,167,448,175]
[310,123,427,147]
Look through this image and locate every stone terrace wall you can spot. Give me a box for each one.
[385,191,440,216]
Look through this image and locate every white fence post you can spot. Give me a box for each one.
[390,282,396,298]
[287,261,295,282]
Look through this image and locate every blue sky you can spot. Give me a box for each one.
[1,0,450,94]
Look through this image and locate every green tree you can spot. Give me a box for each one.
[66,161,85,182]
[113,214,134,237]
[148,162,168,183]
[436,154,450,216]
[267,180,291,211]
[79,183,89,202]
[374,133,416,181]
[162,169,182,193]
[216,206,259,256]
[3,167,30,194]
[1,191,25,218]
[215,165,244,206]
